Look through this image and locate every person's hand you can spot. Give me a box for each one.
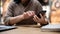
[33,14,47,24]
[22,11,35,20]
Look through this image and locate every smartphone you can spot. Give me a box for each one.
[37,11,46,18]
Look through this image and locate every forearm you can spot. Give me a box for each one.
[5,15,24,25]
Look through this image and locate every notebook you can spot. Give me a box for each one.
[41,24,60,32]
[0,25,16,32]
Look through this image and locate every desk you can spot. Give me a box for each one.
[0,25,60,34]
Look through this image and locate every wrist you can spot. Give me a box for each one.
[19,15,24,20]
[21,15,24,20]
[40,19,48,25]
[38,18,48,24]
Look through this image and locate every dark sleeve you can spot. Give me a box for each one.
[35,1,43,15]
[4,2,14,25]
[37,2,42,12]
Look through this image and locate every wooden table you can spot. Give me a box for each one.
[0,25,60,34]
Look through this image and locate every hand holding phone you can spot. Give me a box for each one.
[37,11,46,18]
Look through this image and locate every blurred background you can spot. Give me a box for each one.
[50,0,60,24]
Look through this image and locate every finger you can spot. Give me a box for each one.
[35,15,40,20]
[26,12,31,16]
[33,16,39,22]
[31,11,35,15]
[40,14,43,18]
[29,11,32,15]
[34,15,40,21]
[33,18,37,22]
[24,12,26,14]
[34,15,38,21]
[28,11,34,16]
[28,11,35,16]
[29,11,35,16]
[33,15,41,23]
[24,12,29,16]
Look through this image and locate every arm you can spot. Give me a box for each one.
[4,2,35,25]
[4,3,24,25]
[5,15,24,25]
